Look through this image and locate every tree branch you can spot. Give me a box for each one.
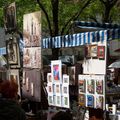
[60,0,93,35]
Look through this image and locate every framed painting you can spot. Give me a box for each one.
[47,73,52,83]
[56,95,61,107]
[79,79,86,93]
[79,94,85,106]
[87,95,94,107]
[62,95,70,108]
[48,95,53,106]
[51,60,62,83]
[96,96,103,109]
[55,84,61,95]
[96,79,103,94]
[4,2,17,32]
[90,45,98,58]
[6,37,20,65]
[62,85,69,95]
[97,46,105,59]
[63,74,69,84]
[87,79,95,94]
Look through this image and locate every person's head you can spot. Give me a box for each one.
[52,111,73,120]
[0,80,18,99]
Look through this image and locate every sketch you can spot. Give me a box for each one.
[90,45,98,58]
[63,74,69,84]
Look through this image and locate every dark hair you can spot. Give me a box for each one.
[52,111,73,120]
[0,80,18,99]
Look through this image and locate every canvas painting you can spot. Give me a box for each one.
[96,79,103,94]
[79,94,85,106]
[23,11,41,47]
[62,96,70,108]
[87,95,94,107]
[22,69,41,102]
[87,79,95,94]
[63,74,69,84]
[6,37,20,65]
[90,45,98,58]
[51,60,62,83]
[62,85,69,95]
[55,84,61,94]
[48,95,53,106]
[79,79,86,93]
[23,48,31,68]
[97,46,105,59]
[96,96,103,109]
[47,73,52,83]
[48,84,53,93]
[56,95,61,107]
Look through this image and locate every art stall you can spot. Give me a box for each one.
[42,23,120,119]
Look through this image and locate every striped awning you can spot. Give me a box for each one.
[74,21,120,29]
[42,29,120,49]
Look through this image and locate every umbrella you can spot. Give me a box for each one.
[108,59,120,68]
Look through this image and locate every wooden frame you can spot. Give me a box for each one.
[6,37,20,66]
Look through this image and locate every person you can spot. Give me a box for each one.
[0,80,26,120]
[51,111,73,120]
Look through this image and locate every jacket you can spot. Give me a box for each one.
[0,97,26,120]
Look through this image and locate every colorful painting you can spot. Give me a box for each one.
[96,79,103,94]
[79,94,85,106]
[96,96,103,109]
[87,95,94,107]
[51,60,62,83]
[87,79,95,94]
[79,79,86,93]
[97,46,105,59]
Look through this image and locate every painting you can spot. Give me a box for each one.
[51,60,62,83]
[22,69,41,102]
[96,79,103,94]
[63,74,69,84]
[97,46,105,59]
[56,95,61,107]
[96,96,103,109]
[87,95,94,107]
[23,11,41,47]
[48,95,53,106]
[6,37,20,65]
[90,45,98,58]
[79,79,86,93]
[79,94,85,106]
[55,84,61,94]
[62,96,70,108]
[87,79,95,94]
[4,2,17,32]
[62,85,69,95]
[47,73,52,83]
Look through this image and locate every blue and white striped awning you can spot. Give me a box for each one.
[74,21,120,29]
[42,29,120,49]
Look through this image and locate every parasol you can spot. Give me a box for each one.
[108,59,120,68]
